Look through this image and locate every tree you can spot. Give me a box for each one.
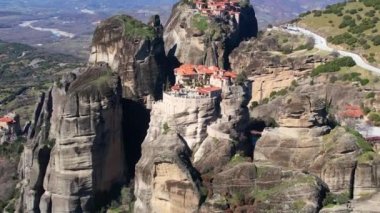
[239,0,249,7]
[236,72,248,85]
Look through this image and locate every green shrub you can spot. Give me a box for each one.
[117,15,155,39]
[368,112,380,126]
[324,3,346,15]
[311,57,356,77]
[372,35,380,46]
[323,192,350,207]
[330,75,338,83]
[277,88,288,96]
[346,127,374,152]
[291,80,299,87]
[191,14,208,32]
[357,151,377,164]
[366,92,376,99]
[250,101,259,109]
[236,72,248,85]
[229,154,246,165]
[360,78,370,85]
[0,137,25,159]
[162,122,170,135]
[363,106,371,115]
[239,0,250,8]
[293,200,306,211]
[328,32,358,45]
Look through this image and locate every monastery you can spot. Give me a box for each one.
[0,112,18,144]
[194,0,241,20]
[168,64,237,98]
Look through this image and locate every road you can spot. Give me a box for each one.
[272,25,380,75]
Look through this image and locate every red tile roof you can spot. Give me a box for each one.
[223,71,237,79]
[341,105,364,118]
[196,65,215,75]
[175,64,197,76]
[171,84,182,91]
[0,117,15,124]
[197,86,222,94]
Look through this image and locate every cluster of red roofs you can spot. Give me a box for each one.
[194,0,241,16]
[174,64,237,78]
[172,64,237,94]
[0,116,15,124]
[340,104,364,119]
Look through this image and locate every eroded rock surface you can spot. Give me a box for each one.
[89,15,166,101]
[134,133,203,213]
[164,1,258,69]
[17,65,125,212]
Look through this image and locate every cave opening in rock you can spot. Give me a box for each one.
[247,118,274,160]
[121,99,150,182]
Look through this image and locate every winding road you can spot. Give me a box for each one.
[272,25,380,75]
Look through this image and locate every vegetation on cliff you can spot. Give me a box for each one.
[116,15,155,39]
[311,56,356,77]
[93,15,156,44]
[69,66,116,96]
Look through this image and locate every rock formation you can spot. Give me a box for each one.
[134,81,255,212]
[164,1,258,69]
[17,65,125,212]
[89,15,167,101]
[134,132,203,213]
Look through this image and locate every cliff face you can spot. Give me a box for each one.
[134,84,254,212]
[164,1,258,69]
[17,65,125,212]
[134,133,203,213]
[89,15,166,101]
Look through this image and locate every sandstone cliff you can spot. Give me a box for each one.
[164,1,258,69]
[134,132,204,213]
[89,15,167,101]
[249,63,380,211]
[134,83,253,212]
[17,65,125,212]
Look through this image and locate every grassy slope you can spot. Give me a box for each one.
[298,1,380,66]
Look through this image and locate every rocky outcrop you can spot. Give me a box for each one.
[164,1,258,69]
[144,92,218,152]
[353,157,380,199]
[134,132,203,213]
[199,163,327,212]
[17,90,53,212]
[89,15,166,101]
[194,84,251,169]
[17,65,125,212]
[229,30,329,74]
[255,124,362,195]
[229,30,337,105]
[134,80,251,211]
